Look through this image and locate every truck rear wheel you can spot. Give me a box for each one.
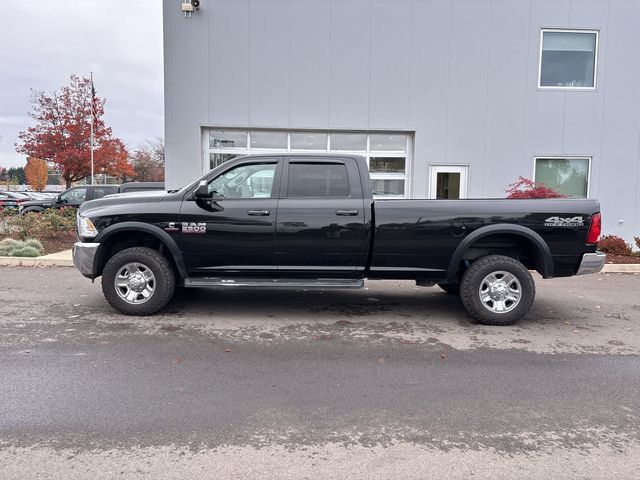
[460,255,535,326]
[102,247,175,315]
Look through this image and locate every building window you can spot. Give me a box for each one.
[290,132,328,150]
[428,165,468,199]
[534,157,590,198]
[329,133,367,151]
[539,30,598,89]
[209,130,247,149]
[250,131,288,150]
[209,153,238,169]
[204,129,411,198]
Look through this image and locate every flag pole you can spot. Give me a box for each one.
[90,72,95,185]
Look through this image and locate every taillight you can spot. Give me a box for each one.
[586,212,601,244]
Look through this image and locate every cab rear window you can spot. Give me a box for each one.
[287,163,349,198]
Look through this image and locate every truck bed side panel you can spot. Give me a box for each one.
[370,198,600,279]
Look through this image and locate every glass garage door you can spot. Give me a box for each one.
[204,129,412,199]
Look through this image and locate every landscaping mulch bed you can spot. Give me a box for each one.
[606,254,640,264]
[39,233,76,254]
[0,234,75,256]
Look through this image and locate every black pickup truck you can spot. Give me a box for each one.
[73,154,604,325]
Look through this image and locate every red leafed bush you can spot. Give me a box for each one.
[598,235,633,256]
[505,176,566,199]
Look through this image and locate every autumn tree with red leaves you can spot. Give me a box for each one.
[505,176,566,199]
[24,157,48,192]
[129,138,165,182]
[16,75,133,188]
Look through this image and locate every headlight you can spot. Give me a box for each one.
[77,214,98,239]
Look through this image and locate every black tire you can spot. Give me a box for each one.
[102,247,175,315]
[20,207,44,215]
[438,283,460,295]
[460,255,535,326]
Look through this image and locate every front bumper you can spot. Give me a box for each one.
[72,241,100,278]
[576,251,606,275]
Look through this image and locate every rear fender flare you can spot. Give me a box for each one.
[445,224,554,282]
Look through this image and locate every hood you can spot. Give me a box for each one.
[78,190,173,216]
[20,199,53,208]
[104,190,168,199]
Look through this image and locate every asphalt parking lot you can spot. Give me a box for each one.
[1,267,639,479]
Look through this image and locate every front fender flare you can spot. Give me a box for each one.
[94,222,187,279]
[445,224,554,282]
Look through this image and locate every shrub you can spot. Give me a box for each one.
[5,208,76,240]
[635,237,640,250]
[0,207,18,236]
[505,177,566,199]
[0,238,44,257]
[9,246,41,257]
[9,212,48,239]
[0,206,17,217]
[25,238,44,251]
[0,238,21,255]
[598,235,633,256]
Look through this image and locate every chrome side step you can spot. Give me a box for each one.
[184,277,365,289]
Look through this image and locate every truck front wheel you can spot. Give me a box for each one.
[102,247,175,315]
[460,255,535,326]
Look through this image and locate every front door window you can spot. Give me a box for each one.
[59,187,87,205]
[208,163,277,199]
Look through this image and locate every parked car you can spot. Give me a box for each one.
[0,193,20,210]
[0,191,30,210]
[19,185,120,214]
[117,182,165,194]
[72,154,604,325]
[22,192,58,200]
[19,183,166,215]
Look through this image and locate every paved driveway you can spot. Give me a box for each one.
[0,267,639,479]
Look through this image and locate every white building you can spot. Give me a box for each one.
[163,0,640,243]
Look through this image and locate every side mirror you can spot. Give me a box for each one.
[194,181,211,199]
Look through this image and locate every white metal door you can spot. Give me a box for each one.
[429,166,468,199]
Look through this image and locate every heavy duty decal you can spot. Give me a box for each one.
[544,216,584,227]
[164,222,207,234]
[181,222,207,234]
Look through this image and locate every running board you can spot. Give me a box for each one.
[184,277,365,289]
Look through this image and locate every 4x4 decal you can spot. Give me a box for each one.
[544,216,584,227]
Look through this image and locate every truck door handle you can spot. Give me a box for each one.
[247,209,271,216]
[335,209,359,216]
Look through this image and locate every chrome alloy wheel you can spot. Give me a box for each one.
[114,262,156,305]
[478,270,522,314]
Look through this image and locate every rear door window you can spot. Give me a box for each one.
[287,163,349,198]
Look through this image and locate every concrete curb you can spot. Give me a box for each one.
[602,263,640,273]
[0,250,639,273]
[0,249,74,267]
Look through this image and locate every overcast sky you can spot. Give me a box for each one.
[0,0,163,168]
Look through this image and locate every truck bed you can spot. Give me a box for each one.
[370,198,600,280]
